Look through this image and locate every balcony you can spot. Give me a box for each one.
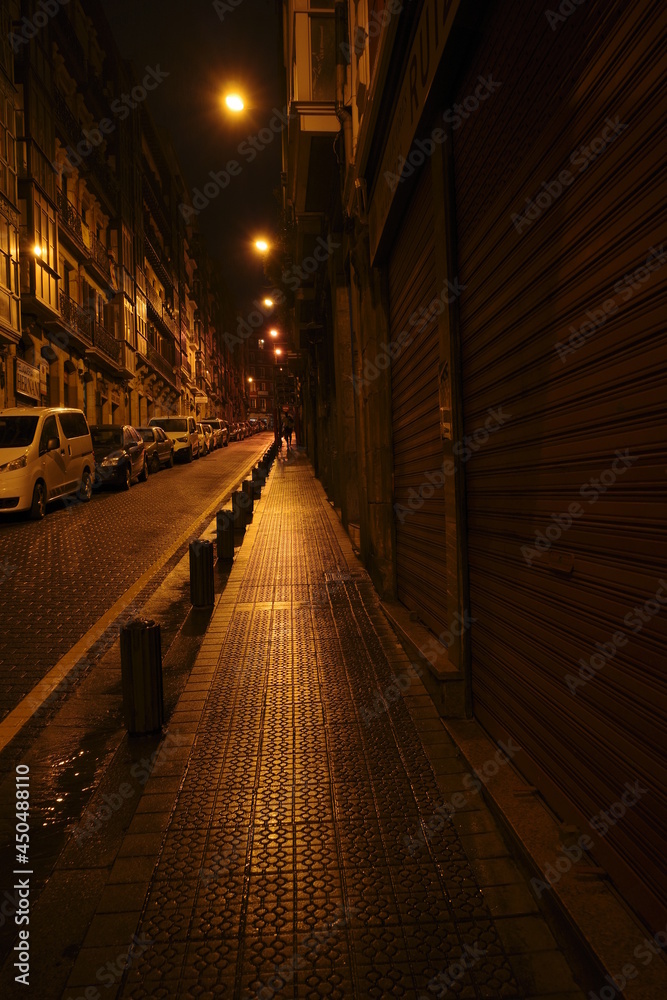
[56,189,87,255]
[44,290,92,352]
[87,318,122,371]
[146,280,177,337]
[87,231,114,284]
[146,341,178,390]
[54,89,81,149]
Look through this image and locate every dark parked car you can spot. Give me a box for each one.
[90,425,147,490]
[138,426,174,473]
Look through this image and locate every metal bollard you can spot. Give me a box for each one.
[216,509,235,561]
[251,467,263,499]
[189,539,215,607]
[242,479,254,519]
[232,490,247,534]
[120,619,164,736]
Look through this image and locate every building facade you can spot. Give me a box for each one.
[279,0,666,931]
[1,0,245,424]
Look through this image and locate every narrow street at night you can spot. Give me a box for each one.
[0,0,665,998]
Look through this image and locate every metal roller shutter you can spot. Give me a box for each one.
[453,0,667,928]
[389,165,448,636]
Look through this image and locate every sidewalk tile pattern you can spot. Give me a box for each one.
[117,456,541,999]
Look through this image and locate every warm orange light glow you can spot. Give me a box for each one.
[254,239,269,253]
[263,297,274,307]
[275,348,282,356]
[225,93,244,112]
[33,244,43,257]
[248,377,253,383]
[269,329,278,337]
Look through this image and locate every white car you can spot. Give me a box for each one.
[148,415,199,462]
[0,407,94,519]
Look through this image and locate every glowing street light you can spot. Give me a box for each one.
[254,238,269,253]
[33,244,43,257]
[248,376,253,383]
[275,348,282,356]
[263,297,274,307]
[224,93,244,112]
[269,328,278,338]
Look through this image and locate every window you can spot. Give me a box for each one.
[0,93,17,206]
[0,217,20,334]
[58,411,89,439]
[33,191,57,309]
[39,416,58,454]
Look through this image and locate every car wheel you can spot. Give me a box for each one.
[167,449,174,468]
[123,464,132,490]
[151,454,161,474]
[139,458,148,482]
[30,480,47,520]
[77,469,93,502]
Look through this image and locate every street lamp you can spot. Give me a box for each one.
[224,93,244,112]
[269,328,278,338]
[254,238,269,253]
[263,297,274,308]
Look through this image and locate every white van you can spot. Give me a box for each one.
[148,415,199,462]
[0,407,95,519]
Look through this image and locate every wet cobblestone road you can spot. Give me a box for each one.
[0,436,272,723]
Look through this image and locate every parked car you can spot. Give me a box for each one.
[0,407,94,519]
[90,425,147,490]
[148,415,199,462]
[138,426,174,473]
[229,422,239,442]
[196,422,211,456]
[203,418,228,448]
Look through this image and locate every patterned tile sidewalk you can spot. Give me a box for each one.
[64,450,588,1000]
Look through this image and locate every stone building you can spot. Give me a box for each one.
[0,0,244,424]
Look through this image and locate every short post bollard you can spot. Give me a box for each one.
[251,467,263,499]
[120,619,163,736]
[232,490,247,535]
[216,509,235,561]
[242,479,254,520]
[189,539,215,607]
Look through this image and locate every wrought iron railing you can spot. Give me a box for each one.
[90,319,122,365]
[56,189,86,251]
[59,290,92,343]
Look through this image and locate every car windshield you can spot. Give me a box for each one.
[0,416,39,448]
[138,429,154,443]
[151,417,187,432]
[91,427,122,449]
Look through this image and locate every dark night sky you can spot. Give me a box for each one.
[98,0,284,317]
